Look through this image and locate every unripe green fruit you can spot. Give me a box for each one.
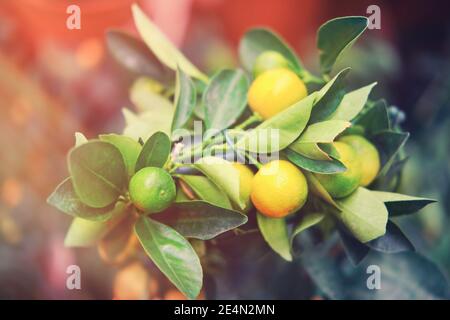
[129,167,176,213]
[314,142,362,199]
[253,51,290,77]
[339,135,380,187]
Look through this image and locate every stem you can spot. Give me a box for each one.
[245,152,262,169]
[302,70,326,85]
[234,113,262,130]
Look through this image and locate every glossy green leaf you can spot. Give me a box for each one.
[135,131,171,171]
[194,156,244,209]
[372,130,409,175]
[177,175,232,209]
[366,221,414,253]
[309,68,350,123]
[203,69,249,136]
[371,191,436,216]
[286,149,346,174]
[99,134,142,177]
[257,213,292,261]
[134,216,203,299]
[327,82,377,121]
[239,28,303,74]
[236,92,316,153]
[335,187,388,243]
[317,16,368,74]
[156,200,247,240]
[64,202,128,247]
[171,68,196,135]
[354,99,390,135]
[68,140,127,208]
[106,30,170,81]
[47,178,115,221]
[291,212,325,246]
[131,4,208,82]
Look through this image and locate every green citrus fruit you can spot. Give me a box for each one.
[251,160,308,218]
[129,167,176,213]
[248,67,308,119]
[339,135,380,186]
[314,142,362,198]
[253,51,290,77]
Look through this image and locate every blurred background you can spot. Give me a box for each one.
[0,0,449,299]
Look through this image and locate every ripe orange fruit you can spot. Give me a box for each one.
[247,68,308,119]
[251,160,308,218]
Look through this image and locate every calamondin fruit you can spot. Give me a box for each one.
[339,135,380,186]
[314,142,362,199]
[129,167,176,213]
[251,160,308,218]
[247,67,308,119]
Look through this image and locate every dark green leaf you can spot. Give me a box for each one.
[99,134,142,177]
[134,216,203,299]
[309,68,350,123]
[366,221,414,253]
[47,178,115,221]
[338,227,370,265]
[350,252,450,299]
[156,200,247,240]
[286,148,346,174]
[106,30,170,81]
[239,28,303,74]
[203,69,249,136]
[257,213,292,261]
[372,130,409,175]
[300,241,347,299]
[135,131,171,171]
[354,99,390,136]
[372,191,436,216]
[68,140,127,208]
[171,68,196,135]
[317,16,368,74]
